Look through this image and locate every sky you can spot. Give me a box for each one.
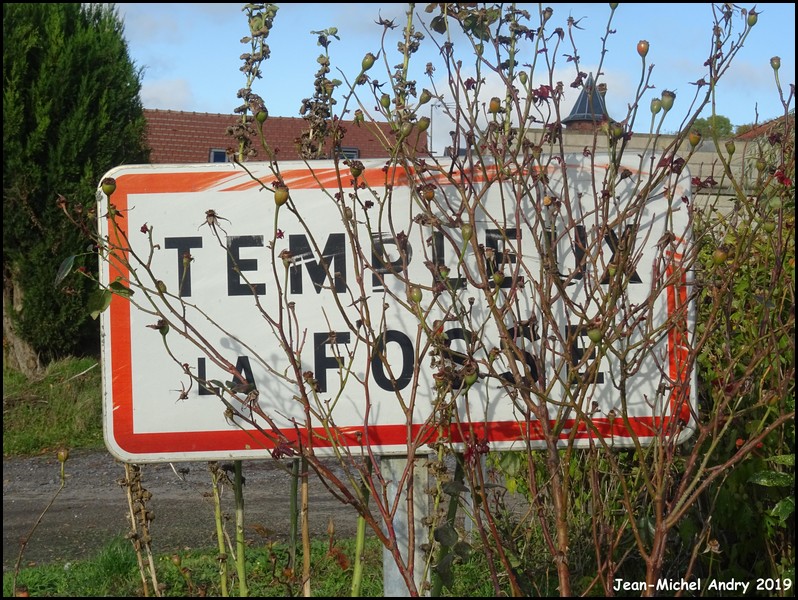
[117,3,795,151]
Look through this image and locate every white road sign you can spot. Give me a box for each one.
[99,156,696,461]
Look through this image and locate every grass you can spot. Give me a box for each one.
[3,531,498,597]
[4,535,388,597]
[3,357,104,456]
[2,357,500,597]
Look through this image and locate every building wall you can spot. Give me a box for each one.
[558,131,746,208]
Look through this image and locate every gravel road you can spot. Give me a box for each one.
[3,449,366,573]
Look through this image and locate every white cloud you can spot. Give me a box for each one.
[141,79,194,111]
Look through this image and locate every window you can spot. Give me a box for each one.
[209,149,228,163]
[337,147,360,160]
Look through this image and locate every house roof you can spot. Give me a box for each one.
[143,109,416,163]
[734,113,795,141]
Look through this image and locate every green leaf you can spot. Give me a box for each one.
[470,22,491,41]
[430,15,447,34]
[87,289,112,319]
[441,480,468,495]
[433,553,455,591]
[767,454,795,466]
[506,476,517,495]
[109,279,134,298]
[637,514,655,545]
[54,255,75,287]
[748,471,794,487]
[227,380,256,394]
[770,497,795,523]
[499,451,521,476]
[452,540,472,560]
[433,524,458,547]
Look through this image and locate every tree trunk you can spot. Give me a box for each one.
[3,269,41,376]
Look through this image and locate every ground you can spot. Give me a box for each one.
[3,449,364,573]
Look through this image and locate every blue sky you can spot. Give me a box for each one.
[117,3,795,148]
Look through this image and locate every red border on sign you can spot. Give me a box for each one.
[666,253,693,425]
[105,167,693,458]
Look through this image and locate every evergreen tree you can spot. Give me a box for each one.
[3,3,149,373]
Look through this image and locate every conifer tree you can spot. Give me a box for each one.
[3,3,149,372]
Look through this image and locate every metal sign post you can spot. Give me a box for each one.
[381,455,430,596]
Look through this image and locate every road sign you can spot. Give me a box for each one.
[99,157,696,462]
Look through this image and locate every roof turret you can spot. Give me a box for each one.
[562,73,611,130]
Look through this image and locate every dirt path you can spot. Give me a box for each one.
[3,449,365,573]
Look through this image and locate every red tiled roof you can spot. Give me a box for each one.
[143,109,422,163]
[734,114,794,141]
